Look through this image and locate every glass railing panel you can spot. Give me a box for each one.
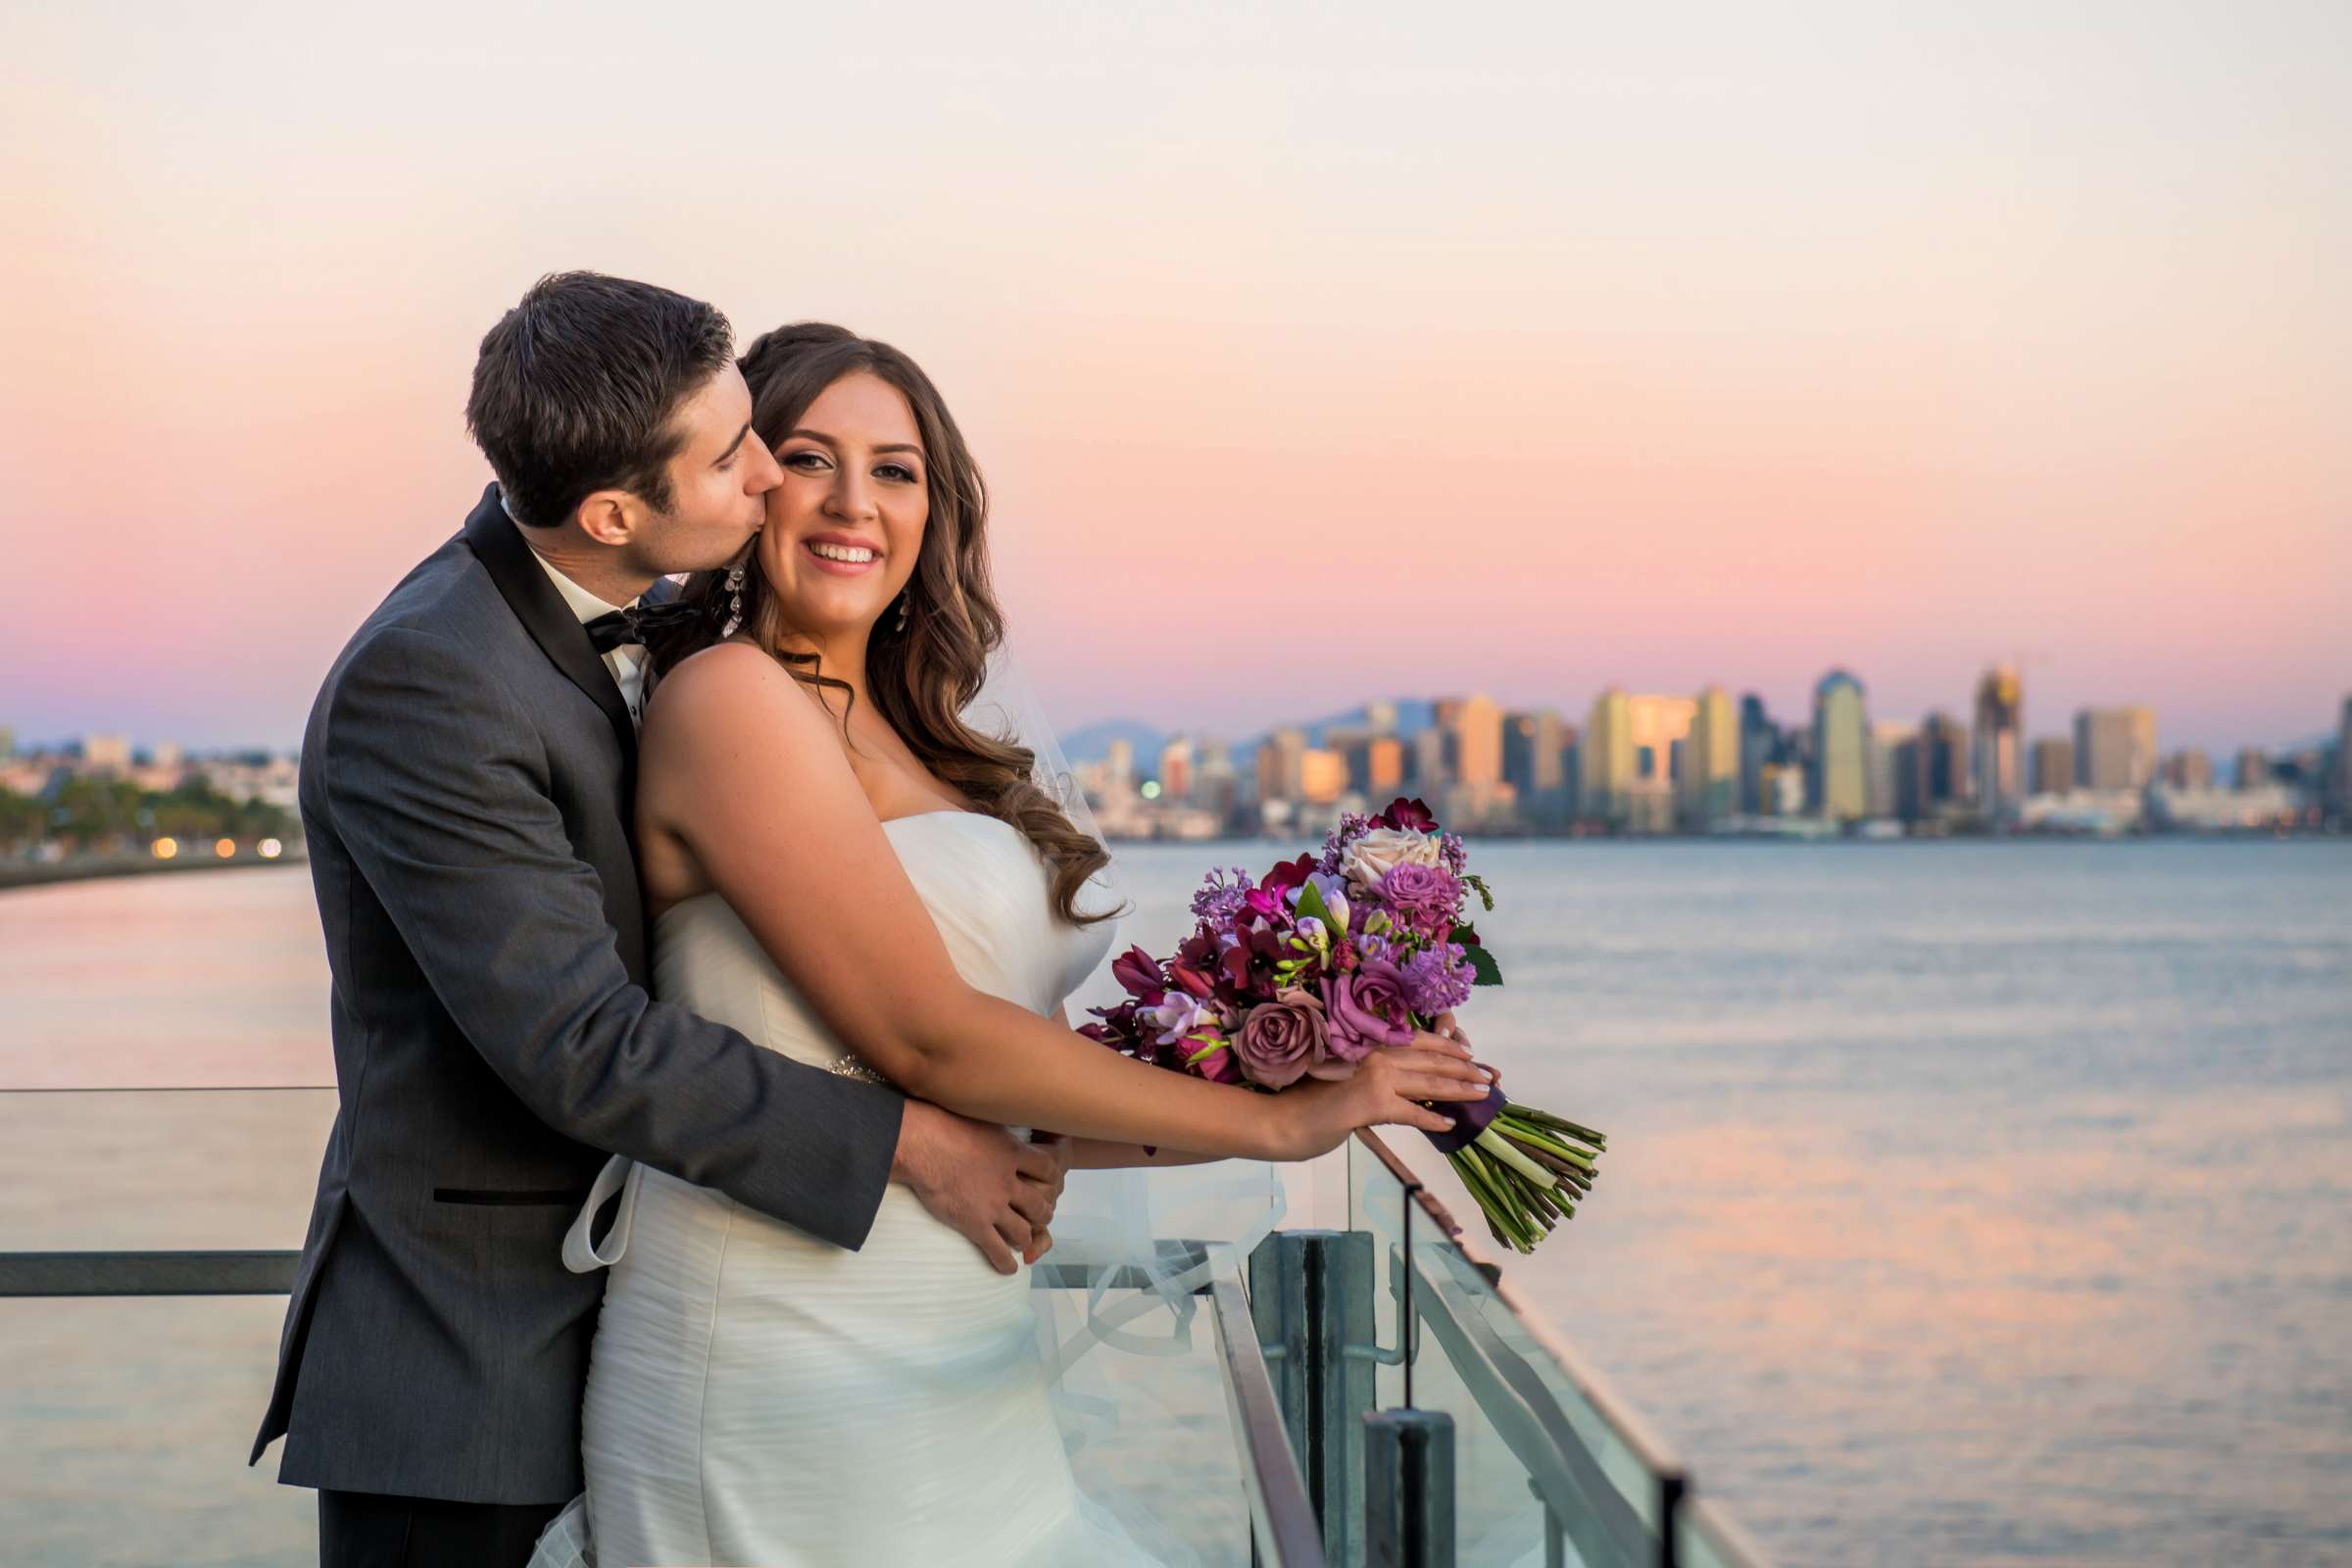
[1045,1249,1255,1565]
[1409,1216,1670,1535]
[1405,1231,1661,1567]
[1347,1133,1777,1568]
[1346,1127,1412,1416]
[0,1088,335,1251]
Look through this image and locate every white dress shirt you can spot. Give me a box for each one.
[532,552,648,731]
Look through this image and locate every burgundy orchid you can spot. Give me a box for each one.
[1111,945,1165,1001]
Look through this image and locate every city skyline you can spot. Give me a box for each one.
[4,4,2348,757]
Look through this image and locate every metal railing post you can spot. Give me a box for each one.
[1250,1229,1375,1562]
[1364,1407,1455,1568]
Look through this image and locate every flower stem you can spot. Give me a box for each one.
[1475,1126,1560,1190]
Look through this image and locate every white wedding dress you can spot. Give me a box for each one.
[527,809,1159,1568]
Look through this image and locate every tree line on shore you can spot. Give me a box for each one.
[1,776,299,858]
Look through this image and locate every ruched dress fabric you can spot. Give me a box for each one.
[527,810,1152,1568]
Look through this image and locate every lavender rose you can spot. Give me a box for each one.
[1376,862,1461,925]
[1323,959,1419,1061]
[1234,989,1332,1089]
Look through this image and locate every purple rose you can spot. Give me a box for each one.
[1323,959,1418,1060]
[1234,990,1331,1088]
[1376,862,1461,924]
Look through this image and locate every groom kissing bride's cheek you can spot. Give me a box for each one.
[252,271,1491,1568]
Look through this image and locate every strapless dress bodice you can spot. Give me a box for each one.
[652,808,1118,1084]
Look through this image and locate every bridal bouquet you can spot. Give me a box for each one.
[1079,797,1603,1253]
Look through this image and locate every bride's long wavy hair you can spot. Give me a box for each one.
[649,322,1116,928]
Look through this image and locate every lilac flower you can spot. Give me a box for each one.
[1438,831,1467,874]
[1191,867,1257,926]
[1323,959,1418,1061]
[1400,943,1475,1016]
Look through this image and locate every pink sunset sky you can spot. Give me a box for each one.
[2,2,2345,755]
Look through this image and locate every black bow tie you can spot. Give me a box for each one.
[584,601,702,655]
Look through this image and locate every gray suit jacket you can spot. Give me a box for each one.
[250,486,905,1503]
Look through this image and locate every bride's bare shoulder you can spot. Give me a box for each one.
[645,643,815,738]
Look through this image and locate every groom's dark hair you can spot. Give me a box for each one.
[465,271,735,529]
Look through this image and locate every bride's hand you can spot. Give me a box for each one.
[1262,1035,1494,1162]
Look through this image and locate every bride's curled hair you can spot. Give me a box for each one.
[650,322,1117,928]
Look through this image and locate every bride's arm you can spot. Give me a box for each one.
[1036,1006,1222,1170]
[638,645,1488,1161]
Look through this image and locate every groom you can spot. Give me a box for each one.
[251,271,1069,1565]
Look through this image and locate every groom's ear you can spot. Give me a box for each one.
[573,488,647,549]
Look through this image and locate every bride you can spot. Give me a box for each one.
[526,323,1490,1566]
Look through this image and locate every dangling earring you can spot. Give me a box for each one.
[722,564,746,637]
[894,593,910,634]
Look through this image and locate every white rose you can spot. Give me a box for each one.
[1341,827,1443,889]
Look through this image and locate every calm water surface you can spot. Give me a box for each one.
[3,842,2348,1567]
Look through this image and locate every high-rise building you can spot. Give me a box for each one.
[1411,728,1448,795]
[2075,707,2158,791]
[1737,695,1774,815]
[1888,733,1926,822]
[2029,737,2074,796]
[1626,695,1697,834]
[1867,720,1918,822]
[1503,710,1570,828]
[1363,700,1399,736]
[1438,696,1503,789]
[1195,739,1240,824]
[1810,671,1869,822]
[83,734,131,772]
[1920,712,1971,814]
[1680,687,1740,828]
[1298,749,1348,805]
[1366,736,1405,796]
[1255,728,1306,803]
[2161,749,2213,791]
[0,725,16,760]
[1581,688,1635,825]
[2335,696,2352,812]
[2232,749,2270,791]
[1972,665,2026,822]
[1157,738,1194,803]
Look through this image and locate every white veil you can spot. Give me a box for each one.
[961,646,1289,1563]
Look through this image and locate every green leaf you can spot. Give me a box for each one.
[1462,943,1503,987]
[1449,921,1482,947]
[1463,872,1495,912]
[1294,876,1336,934]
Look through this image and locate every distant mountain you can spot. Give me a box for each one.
[1056,717,1166,765]
[1056,698,1465,771]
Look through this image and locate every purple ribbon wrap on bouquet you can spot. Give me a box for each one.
[1423,1081,1507,1154]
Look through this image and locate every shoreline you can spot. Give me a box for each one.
[0,854,307,893]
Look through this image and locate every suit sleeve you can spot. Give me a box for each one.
[318,624,903,1250]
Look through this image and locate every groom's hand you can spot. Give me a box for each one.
[891,1101,1065,1275]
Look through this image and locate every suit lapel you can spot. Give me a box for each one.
[461,485,638,770]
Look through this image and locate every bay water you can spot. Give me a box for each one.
[3,842,2347,1566]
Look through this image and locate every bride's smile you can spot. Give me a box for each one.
[752,368,928,650]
